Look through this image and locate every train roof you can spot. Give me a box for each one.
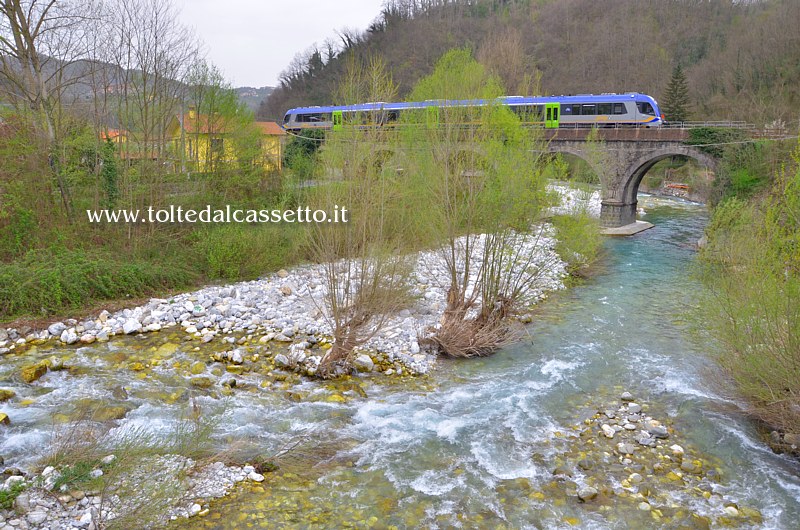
[285,93,658,115]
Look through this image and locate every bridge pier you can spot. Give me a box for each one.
[600,201,637,228]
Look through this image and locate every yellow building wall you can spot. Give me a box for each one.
[169,130,283,173]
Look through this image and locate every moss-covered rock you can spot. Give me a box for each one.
[21,362,48,383]
[190,377,215,388]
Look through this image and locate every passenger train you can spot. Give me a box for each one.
[282,93,663,131]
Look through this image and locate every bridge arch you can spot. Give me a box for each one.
[547,138,718,227]
[621,146,717,205]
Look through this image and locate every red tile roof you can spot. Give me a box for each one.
[254,121,286,136]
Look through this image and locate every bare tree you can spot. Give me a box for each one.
[309,56,414,377]
[0,0,99,217]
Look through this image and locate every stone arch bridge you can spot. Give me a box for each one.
[543,128,717,228]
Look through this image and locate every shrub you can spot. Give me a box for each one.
[194,224,303,281]
[552,212,602,274]
[0,247,193,319]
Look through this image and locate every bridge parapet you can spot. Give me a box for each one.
[545,128,689,142]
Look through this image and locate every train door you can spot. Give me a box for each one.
[332,110,343,131]
[545,103,560,128]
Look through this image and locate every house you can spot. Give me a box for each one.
[166,108,285,173]
[254,121,286,171]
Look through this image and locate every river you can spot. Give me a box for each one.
[3,195,800,529]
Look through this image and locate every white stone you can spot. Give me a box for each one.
[122,319,142,335]
[353,354,374,372]
[60,329,79,345]
[248,471,265,482]
[601,424,616,439]
[4,476,25,488]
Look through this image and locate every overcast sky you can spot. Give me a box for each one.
[177,0,386,88]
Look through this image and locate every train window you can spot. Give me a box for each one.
[561,104,573,115]
[613,103,626,115]
[637,102,656,116]
[571,105,581,116]
[283,114,292,124]
[581,104,596,115]
[298,113,325,123]
[598,103,612,115]
[511,105,543,121]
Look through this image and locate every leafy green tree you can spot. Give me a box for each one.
[662,63,691,123]
[404,48,554,357]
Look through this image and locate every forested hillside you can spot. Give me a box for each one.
[261,0,800,125]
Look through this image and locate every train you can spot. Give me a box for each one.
[281,93,664,131]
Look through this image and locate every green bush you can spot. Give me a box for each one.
[0,247,193,319]
[194,224,303,281]
[0,481,26,510]
[0,206,37,258]
[552,212,602,274]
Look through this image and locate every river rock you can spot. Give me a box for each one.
[14,492,31,512]
[354,354,375,372]
[616,443,637,455]
[230,350,244,364]
[0,412,9,425]
[577,486,598,501]
[601,424,616,438]
[48,322,67,337]
[123,318,142,334]
[636,434,656,447]
[59,328,78,344]
[620,392,634,402]
[648,425,670,439]
[274,353,291,368]
[21,361,48,383]
[190,377,214,388]
[0,388,16,401]
[627,403,642,414]
[248,471,265,482]
[26,511,47,525]
[783,433,800,447]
